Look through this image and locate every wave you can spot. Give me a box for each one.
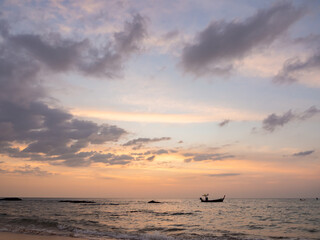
[9,217,60,229]
[140,232,176,240]
[164,228,185,232]
[0,225,177,240]
[170,212,194,216]
[127,210,195,217]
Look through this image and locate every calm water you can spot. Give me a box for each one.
[0,198,319,239]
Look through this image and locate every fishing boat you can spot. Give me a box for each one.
[200,194,225,202]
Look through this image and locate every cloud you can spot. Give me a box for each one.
[0,165,54,177]
[0,101,127,161]
[219,119,230,127]
[147,155,155,161]
[180,2,304,76]
[292,150,314,157]
[262,106,320,132]
[0,15,138,167]
[184,153,234,163]
[299,106,320,120]
[10,34,86,72]
[207,173,241,177]
[274,32,320,86]
[114,14,147,54]
[90,153,134,165]
[123,137,171,149]
[153,149,169,155]
[82,14,147,78]
[262,110,295,132]
[274,52,320,84]
[7,14,147,78]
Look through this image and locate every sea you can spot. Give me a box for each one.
[0,198,319,240]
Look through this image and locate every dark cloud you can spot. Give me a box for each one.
[120,148,175,162]
[180,2,304,76]
[5,14,147,78]
[207,173,241,177]
[143,151,152,155]
[0,49,44,105]
[146,155,155,161]
[262,110,295,132]
[184,153,234,163]
[262,106,320,132]
[123,137,171,149]
[292,150,314,157]
[219,119,230,127]
[49,152,95,167]
[90,153,134,165]
[153,149,169,155]
[0,15,141,167]
[0,101,127,159]
[114,14,147,54]
[274,52,320,84]
[10,34,86,72]
[82,14,147,78]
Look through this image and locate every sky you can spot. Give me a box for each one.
[0,0,319,198]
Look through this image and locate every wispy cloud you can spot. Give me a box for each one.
[262,106,320,132]
[184,153,234,163]
[123,137,171,149]
[292,150,314,157]
[207,173,241,177]
[90,153,134,165]
[219,119,230,127]
[273,32,320,86]
[274,53,320,84]
[0,165,54,177]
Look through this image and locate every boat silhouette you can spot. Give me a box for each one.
[200,194,225,202]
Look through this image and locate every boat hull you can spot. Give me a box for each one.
[200,195,225,202]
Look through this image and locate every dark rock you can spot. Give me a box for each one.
[0,197,22,201]
[148,200,161,203]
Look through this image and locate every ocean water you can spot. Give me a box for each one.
[0,198,319,240]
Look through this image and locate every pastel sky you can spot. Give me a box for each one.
[0,0,319,198]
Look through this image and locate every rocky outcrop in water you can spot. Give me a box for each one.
[0,197,22,201]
